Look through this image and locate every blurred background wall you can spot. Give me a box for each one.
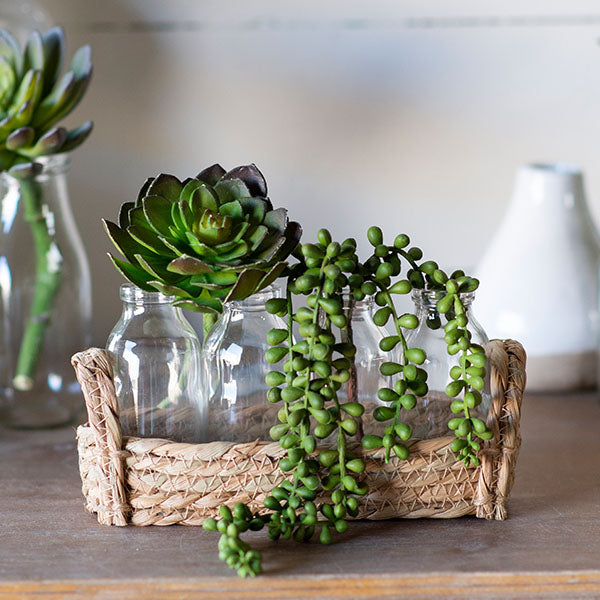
[28,0,600,344]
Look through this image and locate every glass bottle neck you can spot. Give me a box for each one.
[225,285,281,314]
[411,289,475,317]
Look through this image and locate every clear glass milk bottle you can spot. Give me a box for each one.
[404,289,492,439]
[106,284,205,442]
[203,285,285,442]
[0,155,92,429]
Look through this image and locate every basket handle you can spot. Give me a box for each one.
[475,339,527,520]
[72,348,129,526]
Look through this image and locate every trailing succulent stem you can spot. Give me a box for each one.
[12,178,62,390]
[200,226,493,578]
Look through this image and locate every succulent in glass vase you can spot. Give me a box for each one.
[0,27,93,428]
[104,163,302,336]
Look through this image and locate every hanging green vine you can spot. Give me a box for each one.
[202,225,493,577]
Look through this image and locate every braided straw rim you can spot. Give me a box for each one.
[72,339,526,526]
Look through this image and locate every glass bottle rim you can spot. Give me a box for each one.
[341,292,374,310]
[411,288,476,307]
[120,283,175,305]
[1,154,71,181]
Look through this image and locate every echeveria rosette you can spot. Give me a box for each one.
[104,164,302,329]
[0,27,93,177]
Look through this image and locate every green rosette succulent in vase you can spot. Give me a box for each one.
[0,26,93,428]
[104,163,302,336]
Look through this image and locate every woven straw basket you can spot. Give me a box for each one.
[72,339,526,528]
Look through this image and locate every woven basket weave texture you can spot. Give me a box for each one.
[73,339,526,527]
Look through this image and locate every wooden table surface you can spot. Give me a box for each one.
[1,393,599,600]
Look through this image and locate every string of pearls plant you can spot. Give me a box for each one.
[203,226,492,577]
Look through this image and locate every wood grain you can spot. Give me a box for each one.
[1,393,600,599]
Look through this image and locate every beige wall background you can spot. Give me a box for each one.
[28,0,600,344]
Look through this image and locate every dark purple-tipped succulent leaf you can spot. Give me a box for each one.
[272,221,303,263]
[136,178,154,206]
[142,195,174,237]
[196,163,226,186]
[6,126,34,150]
[238,197,270,223]
[108,253,154,291]
[59,120,93,153]
[146,173,183,201]
[258,261,287,290]
[127,224,163,254]
[158,235,187,256]
[253,231,286,261]
[33,126,68,157]
[222,164,268,197]
[104,219,154,263]
[134,253,183,284]
[224,268,267,302]
[263,207,288,233]
[167,254,213,275]
[118,202,135,228]
[214,178,251,205]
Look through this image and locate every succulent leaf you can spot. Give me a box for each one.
[59,120,93,153]
[196,163,226,186]
[108,253,153,291]
[40,27,65,96]
[0,30,21,74]
[23,31,44,73]
[0,27,92,172]
[6,126,34,150]
[106,164,302,313]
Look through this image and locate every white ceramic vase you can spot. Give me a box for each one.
[475,164,600,392]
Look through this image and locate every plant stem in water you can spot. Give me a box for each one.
[13,178,63,391]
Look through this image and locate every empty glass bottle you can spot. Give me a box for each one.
[106,284,205,442]
[203,285,285,442]
[404,289,491,439]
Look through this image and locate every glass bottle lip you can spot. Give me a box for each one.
[1,154,71,181]
[341,292,374,310]
[411,288,476,307]
[119,283,175,305]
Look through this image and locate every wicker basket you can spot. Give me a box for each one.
[72,339,526,527]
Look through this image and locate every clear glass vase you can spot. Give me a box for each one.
[403,289,492,440]
[106,284,206,443]
[0,155,92,429]
[203,285,285,442]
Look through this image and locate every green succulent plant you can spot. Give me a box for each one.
[0,27,93,176]
[104,164,302,328]
[1,27,93,391]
